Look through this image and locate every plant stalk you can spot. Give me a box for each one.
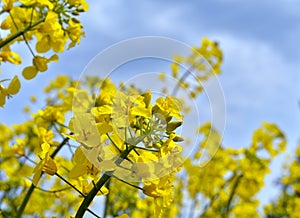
[0,18,45,49]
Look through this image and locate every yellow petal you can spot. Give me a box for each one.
[49,54,59,62]
[97,105,112,114]
[32,162,43,186]
[130,106,151,118]
[98,159,116,171]
[96,123,113,135]
[36,37,51,53]
[143,184,161,198]
[13,144,25,157]
[98,186,109,196]
[39,0,54,9]
[1,18,11,30]
[7,75,20,95]
[33,56,48,72]
[0,93,6,107]
[22,66,38,80]
[72,147,87,164]
[73,113,100,147]
[7,51,22,65]
[40,142,50,159]
[100,186,109,195]
[142,91,152,108]
[68,163,87,179]
[81,1,89,11]
[52,38,65,53]
[42,157,57,176]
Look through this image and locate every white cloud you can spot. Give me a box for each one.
[206,33,299,148]
[82,0,188,40]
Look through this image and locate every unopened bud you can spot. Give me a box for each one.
[166,121,182,132]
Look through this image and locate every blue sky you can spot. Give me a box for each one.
[1,0,300,213]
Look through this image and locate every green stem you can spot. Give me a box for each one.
[75,147,133,218]
[224,174,243,216]
[9,12,35,57]
[0,17,45,49]
[55,173,85,197]
[16,184,35,218]
[50,133,73,159]
[111,175,143,190]
[76,173,111,218]
[134,146,159,152]
[106,133,121,154]
[35,186,71,193]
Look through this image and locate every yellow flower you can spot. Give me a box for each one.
[0,75,21,107]
[35,105,65,124]
[143,174,174,199]
[39,142,50,159]
[68,147,101,179]
[48,75,68,89]
[2,0,16,11]
[98,91,151,128]
[66,19,85,49]
[36,11,67,53]
[32,155,57,186]
[3,6,37,37]
[154,96,183,119]
[71,113,101,148]
[33,56,48,72]
[22,55,59,80]
[13,139,25,157]
[96,78,117,106]
[38,127,54,145]
[0,50,21,64]
[195,37,223,74]
[143,174,174,218]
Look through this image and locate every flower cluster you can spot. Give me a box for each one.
[264,144,300,217]
[66,77,185,216]
[0,75,20,105]
[183,122,286,217]
[0,0,88,106]
[159,37,223,99]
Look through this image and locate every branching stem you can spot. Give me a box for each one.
[0,17,45,48]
